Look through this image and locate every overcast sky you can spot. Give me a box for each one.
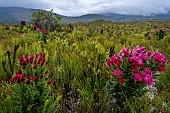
[0,0,170,16]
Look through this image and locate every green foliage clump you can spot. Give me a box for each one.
[31,9,62,32]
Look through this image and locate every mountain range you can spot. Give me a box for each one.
[0,7,170,24]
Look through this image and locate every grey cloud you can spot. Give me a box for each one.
[0,0,170,16]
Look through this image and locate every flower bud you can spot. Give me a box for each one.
[17,69,22,74]
[20,55,25,63]
[33,76,39,82]
[20,74,25,82]
[26,79,30,84]
[47,79,52,85]
[119,78,125,84]
[39,52,45,57]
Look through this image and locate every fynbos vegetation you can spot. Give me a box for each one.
[0,10,170,113]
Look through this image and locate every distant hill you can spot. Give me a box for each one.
[0,7,39,23]
[0,7,170,24]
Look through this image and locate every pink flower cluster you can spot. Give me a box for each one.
[32,24,48,34]
[10,71,25,83]
[20,52,46,69]
[10,70,52,85]
[20,19,26,24]
[10,52,52,85]
[106,45,166,85]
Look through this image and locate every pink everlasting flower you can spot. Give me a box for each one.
[113,69,123,76]
[158,65,166,72]
[115,60,122,67]
[143,68,153,76]
[132,69,138,74]
[153,53,166,64]
[133,45,146,53]
[139,53,149,60]
[146,51,153,57]
[119,78,125,84]
[128,57,134,64]
[120,48,131,57]
[134,73,143,82]
[144,75,154,85]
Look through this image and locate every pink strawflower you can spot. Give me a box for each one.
[132,69,138,74]
[153,53,166,64]
[144,75,154,85]
[158,65,166,72]
[138,62,144,67]
[133,65,138,69]
[143,68,153,75]
[110,55,118,63]
[115,60,122,67]
[105,61,111,66]
[139,53,149,60]
[146,51,153,57]
[113,69,123,76]
[120,48,131,57]
[128,57,134,64]
[119,78,125,84]
[134,73,143,82]
[133,45,146,53]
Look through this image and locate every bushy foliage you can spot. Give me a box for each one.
[31,9,62,32]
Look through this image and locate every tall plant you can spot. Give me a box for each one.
[32,9,62,32]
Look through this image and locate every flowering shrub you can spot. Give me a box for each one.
[32,23,48,43]
[8,52,59,112]
[31,9,62,32]
[106,45,166,111]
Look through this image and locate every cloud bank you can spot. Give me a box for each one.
[0,0,170,16]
